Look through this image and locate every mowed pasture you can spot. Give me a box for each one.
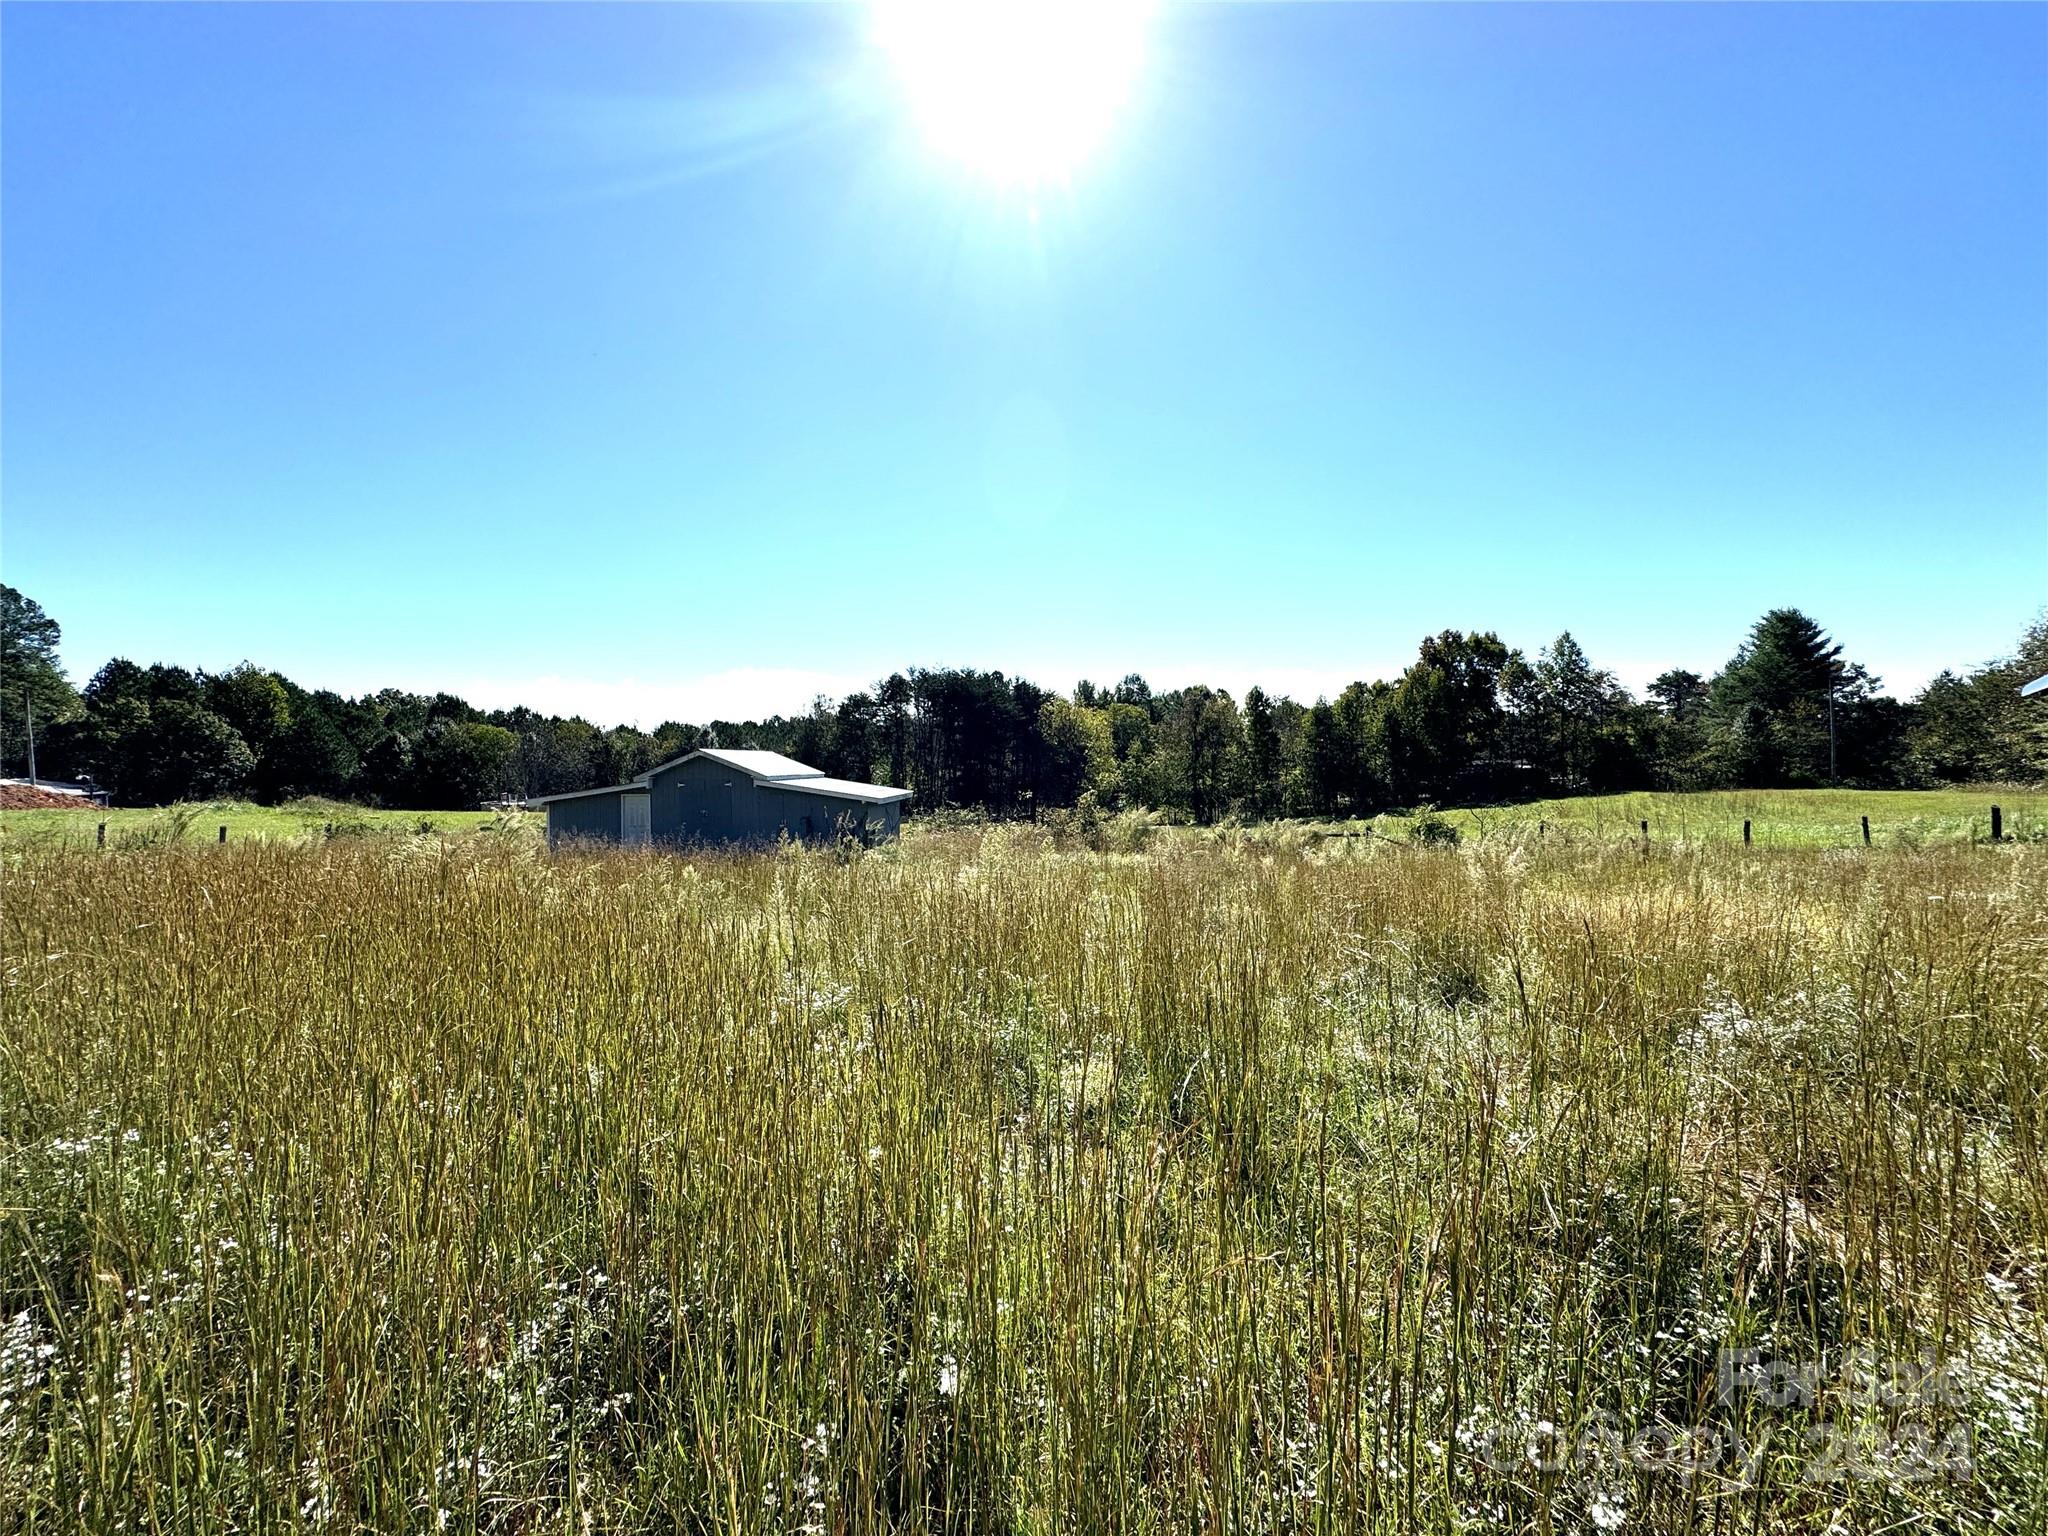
[1304,788,2045,851]
[3,828,2045,1532]
[0,799,523,849]
[4,787,2041,856]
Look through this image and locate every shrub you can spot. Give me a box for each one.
[1407,809,1461,846]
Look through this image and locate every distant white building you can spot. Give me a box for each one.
[0,776,109,806]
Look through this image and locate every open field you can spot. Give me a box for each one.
[5,788,2040,856]
[1280,787,2047,851]
[0,798,528,848]
[3,828,2045,1531]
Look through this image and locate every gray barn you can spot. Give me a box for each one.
[527,747,909,849]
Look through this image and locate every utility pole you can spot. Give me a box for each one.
[1826,665,1837,788]
[24,690,36,786]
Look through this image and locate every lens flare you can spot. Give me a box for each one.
[873,0,1154,186]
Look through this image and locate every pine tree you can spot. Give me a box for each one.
[1706,609,1858,786]
[1240,687,1281,818]
[1291,700,1344,816]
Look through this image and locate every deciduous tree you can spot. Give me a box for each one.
[0,584,81,775]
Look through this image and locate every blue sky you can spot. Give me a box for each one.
[4,2,2044,725]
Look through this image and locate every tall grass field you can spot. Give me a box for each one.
[3,825,2043,1531]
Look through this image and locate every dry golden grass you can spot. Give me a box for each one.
[2,829,2043,1532]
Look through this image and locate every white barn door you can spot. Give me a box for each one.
[620,791,651,847]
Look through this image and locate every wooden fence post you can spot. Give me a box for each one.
[1861,815,1871,846]
[1639,818,1650,849]
[218,825,227,844]
[97,821,107,849]
[1991,805,2003,843]
[1742,819,1751,846]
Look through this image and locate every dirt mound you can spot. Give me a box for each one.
[0,784,98,810]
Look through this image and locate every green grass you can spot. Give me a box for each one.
[1275,786,2045,849]
[0,797,532,848]
[11,788,2037,853]
[3,826,2043,1531]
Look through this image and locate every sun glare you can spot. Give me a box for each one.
[873,0,1154,186]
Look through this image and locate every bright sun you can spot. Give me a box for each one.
[873,0,1154,187]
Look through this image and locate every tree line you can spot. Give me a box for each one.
[2,585,2043,819]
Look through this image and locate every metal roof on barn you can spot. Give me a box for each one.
[688,748,825,781]
[759,773,910,805]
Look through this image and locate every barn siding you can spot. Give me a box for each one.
[547,791,623,846]
[649,755,756,843]
[758,785,900,844]
[642,756,903,846]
